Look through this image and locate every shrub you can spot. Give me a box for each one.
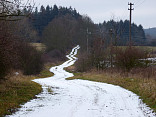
[115,47,147,71]
[75,52,93,72]
[0,24,18,79]
[17,42,43,75]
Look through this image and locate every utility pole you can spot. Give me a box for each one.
[109,29,113,68]
[86,28,91,54]
[128,2,134,47]
[87,28,89,54]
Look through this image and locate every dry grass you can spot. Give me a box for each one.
[118,46,156,57]
[118,46,156,51]
[67,69,156,112]
[0,62,57,117]
[0,73,42,116]
[30,43,46,52]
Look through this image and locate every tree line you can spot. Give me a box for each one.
[98,20,146,46]
[0,3,150,80]
[30,5,81,37]
[28,5,147,46]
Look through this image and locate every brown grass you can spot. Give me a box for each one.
[118,46,156,52]
[30,43,46,52]
[0,62,58,116]
[0,73,42,116]
[118,46,156,57]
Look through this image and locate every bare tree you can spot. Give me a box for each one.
[0,0,34,21]
[42,14,78,52]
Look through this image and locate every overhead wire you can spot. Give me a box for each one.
[114,1,129,38]
[135,0,146,8]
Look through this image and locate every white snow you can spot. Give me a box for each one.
[143,57,156,62]
[140,57,156,62]
[7,45,156,117]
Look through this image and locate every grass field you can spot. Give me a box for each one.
[30,43,46,52]
[138,46,156,52]
[118,46,156,54]
[67,70,156,112]
[0,75,42,116]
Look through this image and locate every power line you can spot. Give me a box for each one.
[133,0,141,6]
[135,0,146,8]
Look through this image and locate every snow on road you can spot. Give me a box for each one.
[7,45,155,117]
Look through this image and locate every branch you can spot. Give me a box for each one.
[0,0,35,21]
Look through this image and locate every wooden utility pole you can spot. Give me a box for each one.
[86,28,91,54]
[109,29,113,68]
[87,28,89,54]
[128,2,134,47]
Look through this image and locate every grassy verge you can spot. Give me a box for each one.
[67,71,156,112]
[0,63,55,117]
[0,75,42,116]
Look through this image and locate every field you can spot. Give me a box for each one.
[118,46,156,56]
[30,43,46,52]
[118,46,156,51]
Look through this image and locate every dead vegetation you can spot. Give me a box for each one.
[0,73,42,116]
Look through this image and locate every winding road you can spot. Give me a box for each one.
[7,45,155,117]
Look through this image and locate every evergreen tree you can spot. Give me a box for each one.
[30,5,81,37]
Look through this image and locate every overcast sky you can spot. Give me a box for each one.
[25,0,156,29]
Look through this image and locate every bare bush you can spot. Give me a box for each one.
[16,42,43,75]
[75,38,107,72]
[0,21,19,79]
[0,21,43,80]
[75,52,92,72]
[115,47,147,71]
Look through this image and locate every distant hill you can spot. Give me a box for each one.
[144,27,156,39]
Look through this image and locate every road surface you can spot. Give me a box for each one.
[7,45,155,117]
